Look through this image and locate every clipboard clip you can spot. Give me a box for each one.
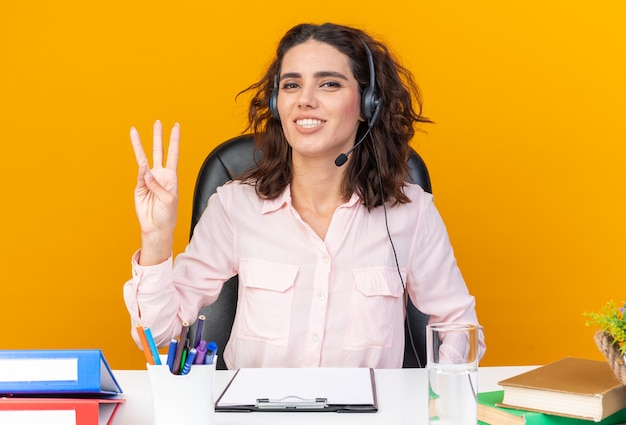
[256,395,328,409]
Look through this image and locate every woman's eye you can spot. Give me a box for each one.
[321,81,341,88]
[282,82,299,90]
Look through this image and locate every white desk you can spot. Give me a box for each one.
[112,366,536,425]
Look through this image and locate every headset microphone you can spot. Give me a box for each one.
[334,124,373,166]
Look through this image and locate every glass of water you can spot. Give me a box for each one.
[427,323,478,425]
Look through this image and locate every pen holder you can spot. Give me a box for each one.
[147,355,217,425]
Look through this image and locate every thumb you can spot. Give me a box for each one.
[136,161,149,188]
[143,169,176,203]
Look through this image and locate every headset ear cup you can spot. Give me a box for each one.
[270,75,280,121]
[361,85,376,121]
[361,85,381,126]
[360,41,381,127]
[270,91,280,120]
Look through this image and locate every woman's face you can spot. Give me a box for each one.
[277,39,363,164]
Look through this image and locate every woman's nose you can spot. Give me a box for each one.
[297,85,318,109]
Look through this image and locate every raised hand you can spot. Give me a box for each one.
[130,120,180,265]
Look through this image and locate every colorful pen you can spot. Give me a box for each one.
[180,345,188,373]
[143,327,162,365]
[194,340,207,364]
[205,341,218,365]
[182,348,197,375]
[193,315,206,348]
[172,322,189,375]
[166,338,178,372]
[136,324,155,365]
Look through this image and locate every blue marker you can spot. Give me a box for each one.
[182,348,197,375]
[143,327,162,365]
[166,339,178,373]
[205,341,218,365]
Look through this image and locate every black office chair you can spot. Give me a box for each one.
[189,134,431,369]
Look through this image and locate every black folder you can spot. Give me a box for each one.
[215,367,378,413]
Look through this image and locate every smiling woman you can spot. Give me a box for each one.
[242,23,432,210]
[124,22,486,370]
[276,40,363,173]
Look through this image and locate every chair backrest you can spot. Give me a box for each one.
[190,134,431,369]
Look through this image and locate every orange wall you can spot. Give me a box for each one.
[1,1,624,370]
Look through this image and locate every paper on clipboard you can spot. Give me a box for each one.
[215,367,377,412]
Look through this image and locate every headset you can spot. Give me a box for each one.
[270,40,381,128]
[359,41,382,127]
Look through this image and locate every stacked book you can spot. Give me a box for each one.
[0,349,124,425]
[478,357,626,425]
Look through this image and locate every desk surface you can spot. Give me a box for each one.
[113,366,536,425]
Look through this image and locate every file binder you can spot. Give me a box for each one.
[0,397,124,425]
[215,367,378,412]
[0,349,122,396]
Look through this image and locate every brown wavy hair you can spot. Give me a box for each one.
[238,23,431,210]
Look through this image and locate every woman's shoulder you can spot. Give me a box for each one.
[384,183,435,222]
[217,179,256,193]
[214,180,259,203]
[403,182,433,204]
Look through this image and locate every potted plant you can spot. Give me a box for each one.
[585,300,626,385]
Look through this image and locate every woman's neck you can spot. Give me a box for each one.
[290,159,347,240]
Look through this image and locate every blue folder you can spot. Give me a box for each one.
[0,349,122,396]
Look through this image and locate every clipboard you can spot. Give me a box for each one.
[215,367,378,412]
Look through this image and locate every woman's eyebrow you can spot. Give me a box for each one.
[280,71,349,81]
